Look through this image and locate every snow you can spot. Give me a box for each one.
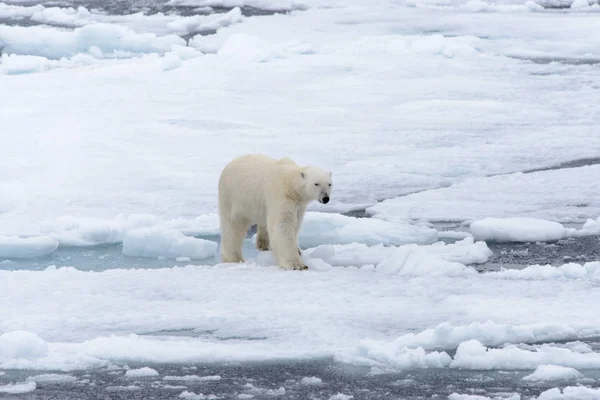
[0,236,58,258]
[125,367,160,378]
[470,218,575,243]
[522,365,583,382]
[0,381,36,394]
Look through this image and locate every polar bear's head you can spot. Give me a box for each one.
[300,167,332,204]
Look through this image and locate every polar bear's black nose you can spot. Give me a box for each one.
[322,196,329,204]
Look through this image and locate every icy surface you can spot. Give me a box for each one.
[470,218,575,243]
[522,365,583,382]
[1,253,600,371]
[369,166,600,224]
[3,1,600,235]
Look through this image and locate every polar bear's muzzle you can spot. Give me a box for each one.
[320,196,330,204]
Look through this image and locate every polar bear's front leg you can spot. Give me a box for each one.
[295,205,307,256]
[267,208,307,270]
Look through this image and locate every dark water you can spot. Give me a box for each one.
[5,357,600,400]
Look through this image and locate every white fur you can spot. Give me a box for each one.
[218,154,332,270]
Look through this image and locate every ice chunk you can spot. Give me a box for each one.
[298,212,438,248]
[537,386,600,399]
[340,341,452,370]
[30,6,90,27]
[164,375,221,381]
[449,394,520,400]
[523,365,583,382]
[369,166,600,225]
[382,321,589,352]
[0,236,58,258]
[300,376,322,385]
[0,23,185,59]
[470,217,574,242]
[168,7,242,35]
[179,392,216,400]
[0,331,49,359]
[38,214,220,247]
[305,237,491,268]
[328,393,353,400]
[165,0,306,11]
[107,384,141,391]
[376,245,476,277]
[577,217,600,236]
[489,262,600,281]
[0,381,36,394]
[125,367,160,378]
[122,227,218,259]
[452,340,600,370]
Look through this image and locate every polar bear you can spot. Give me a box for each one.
[218,154,332,270]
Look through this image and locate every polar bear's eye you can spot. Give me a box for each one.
[328,184,332,187]
[314,183,320,186]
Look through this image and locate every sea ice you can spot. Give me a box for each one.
[298,212,438,248]
[470,217,575,242]
[452,339,600,370]
[536,386,600,400]
[0,236,58,258]
[369,166,600,225]
[122,227,218,259]
[0,381,36,394]
[125,367,160,378]
[522,364,583,382]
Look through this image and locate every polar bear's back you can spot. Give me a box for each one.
[218,154,291,224]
